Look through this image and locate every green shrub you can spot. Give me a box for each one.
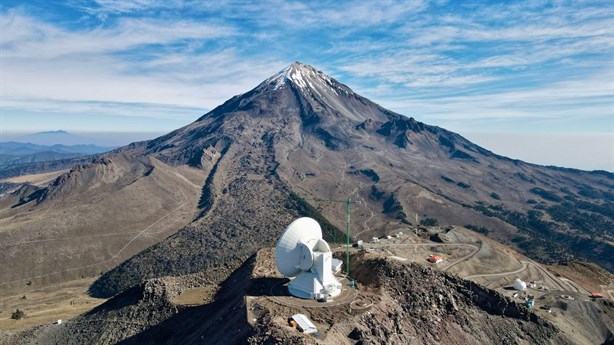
[465,224,490,235]
[420,218,438,226]
[11,309,26,320]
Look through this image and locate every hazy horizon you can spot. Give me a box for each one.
[1,128,612,172]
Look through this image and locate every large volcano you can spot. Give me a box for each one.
[1,62,612,299]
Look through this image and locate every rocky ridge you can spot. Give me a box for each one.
[3,250,594,345]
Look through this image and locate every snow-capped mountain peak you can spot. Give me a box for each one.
[264,61,338,92]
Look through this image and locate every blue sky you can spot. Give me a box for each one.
[1,0,613,170]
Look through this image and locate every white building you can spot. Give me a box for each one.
[291,314,318,334]
[513,278,527,291]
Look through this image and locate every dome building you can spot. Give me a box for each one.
[513,278,527,291]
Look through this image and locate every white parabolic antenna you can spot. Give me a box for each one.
[275,217,342,300]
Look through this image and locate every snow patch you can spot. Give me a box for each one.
[263,62,353,103]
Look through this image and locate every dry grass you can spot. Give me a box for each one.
[0,277,106,331]
[547,262,614,293]
[0,156,203,296]
[172,286,218,306]
[0,170,68,186]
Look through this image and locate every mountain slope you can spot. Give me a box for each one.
[1,62,612,300]
[0,155,203,295]
[88,62,612,297]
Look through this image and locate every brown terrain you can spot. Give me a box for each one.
[0,155,203,295]
[2,227,612,344]
[0,62,612,344]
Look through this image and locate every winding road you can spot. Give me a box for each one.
[464,261,529,279]
[371,242,481,273]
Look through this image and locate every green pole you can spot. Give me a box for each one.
[346,197,351,277]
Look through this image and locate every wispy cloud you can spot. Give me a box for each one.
[1,1,612,165]
[1,11,235,59]
[375,73,612,122]
[1,9,283,118]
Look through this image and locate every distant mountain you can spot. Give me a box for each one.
[11,130,96,146]
[0,141,114,155]
[0,141,114,167]
[0,152,83,167]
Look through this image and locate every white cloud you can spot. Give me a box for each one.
[198,0,427,29]
[2,98,203,120]
[1,50,282,113]
[1,11,235,59]
[373,72,613,121]
[0,11,284,116]
[70,0,186,18]
[1,1,612,142]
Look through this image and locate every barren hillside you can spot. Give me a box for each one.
[0,155,203,295]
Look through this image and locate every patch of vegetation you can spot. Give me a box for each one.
[0,182,22,194]
[529,187,562,202]
[441,175,455,183]
[514,172,535,184]
[490,192,501,200]
[451,150,475,161]
[472,202,614,272]
[369,185,386,200]
[575,200,614,218]
[563,195,575,201]
[420,218,438,226]
[578,186,602,199]
[456,182,471,189]
[576,185,614,202]
[350,169,380,182]
[547,202,614,238]
[464,224,490,235]
[383,194,407,222]
[11,309,26,320]
[90,180,345,299]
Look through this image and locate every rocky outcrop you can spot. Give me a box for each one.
[345,255,569,345]
[0,278,179,345]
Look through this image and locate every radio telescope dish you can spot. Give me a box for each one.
[275,217,342,300]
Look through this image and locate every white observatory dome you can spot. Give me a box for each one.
[513,278,527,291]
[275,217,342,300]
